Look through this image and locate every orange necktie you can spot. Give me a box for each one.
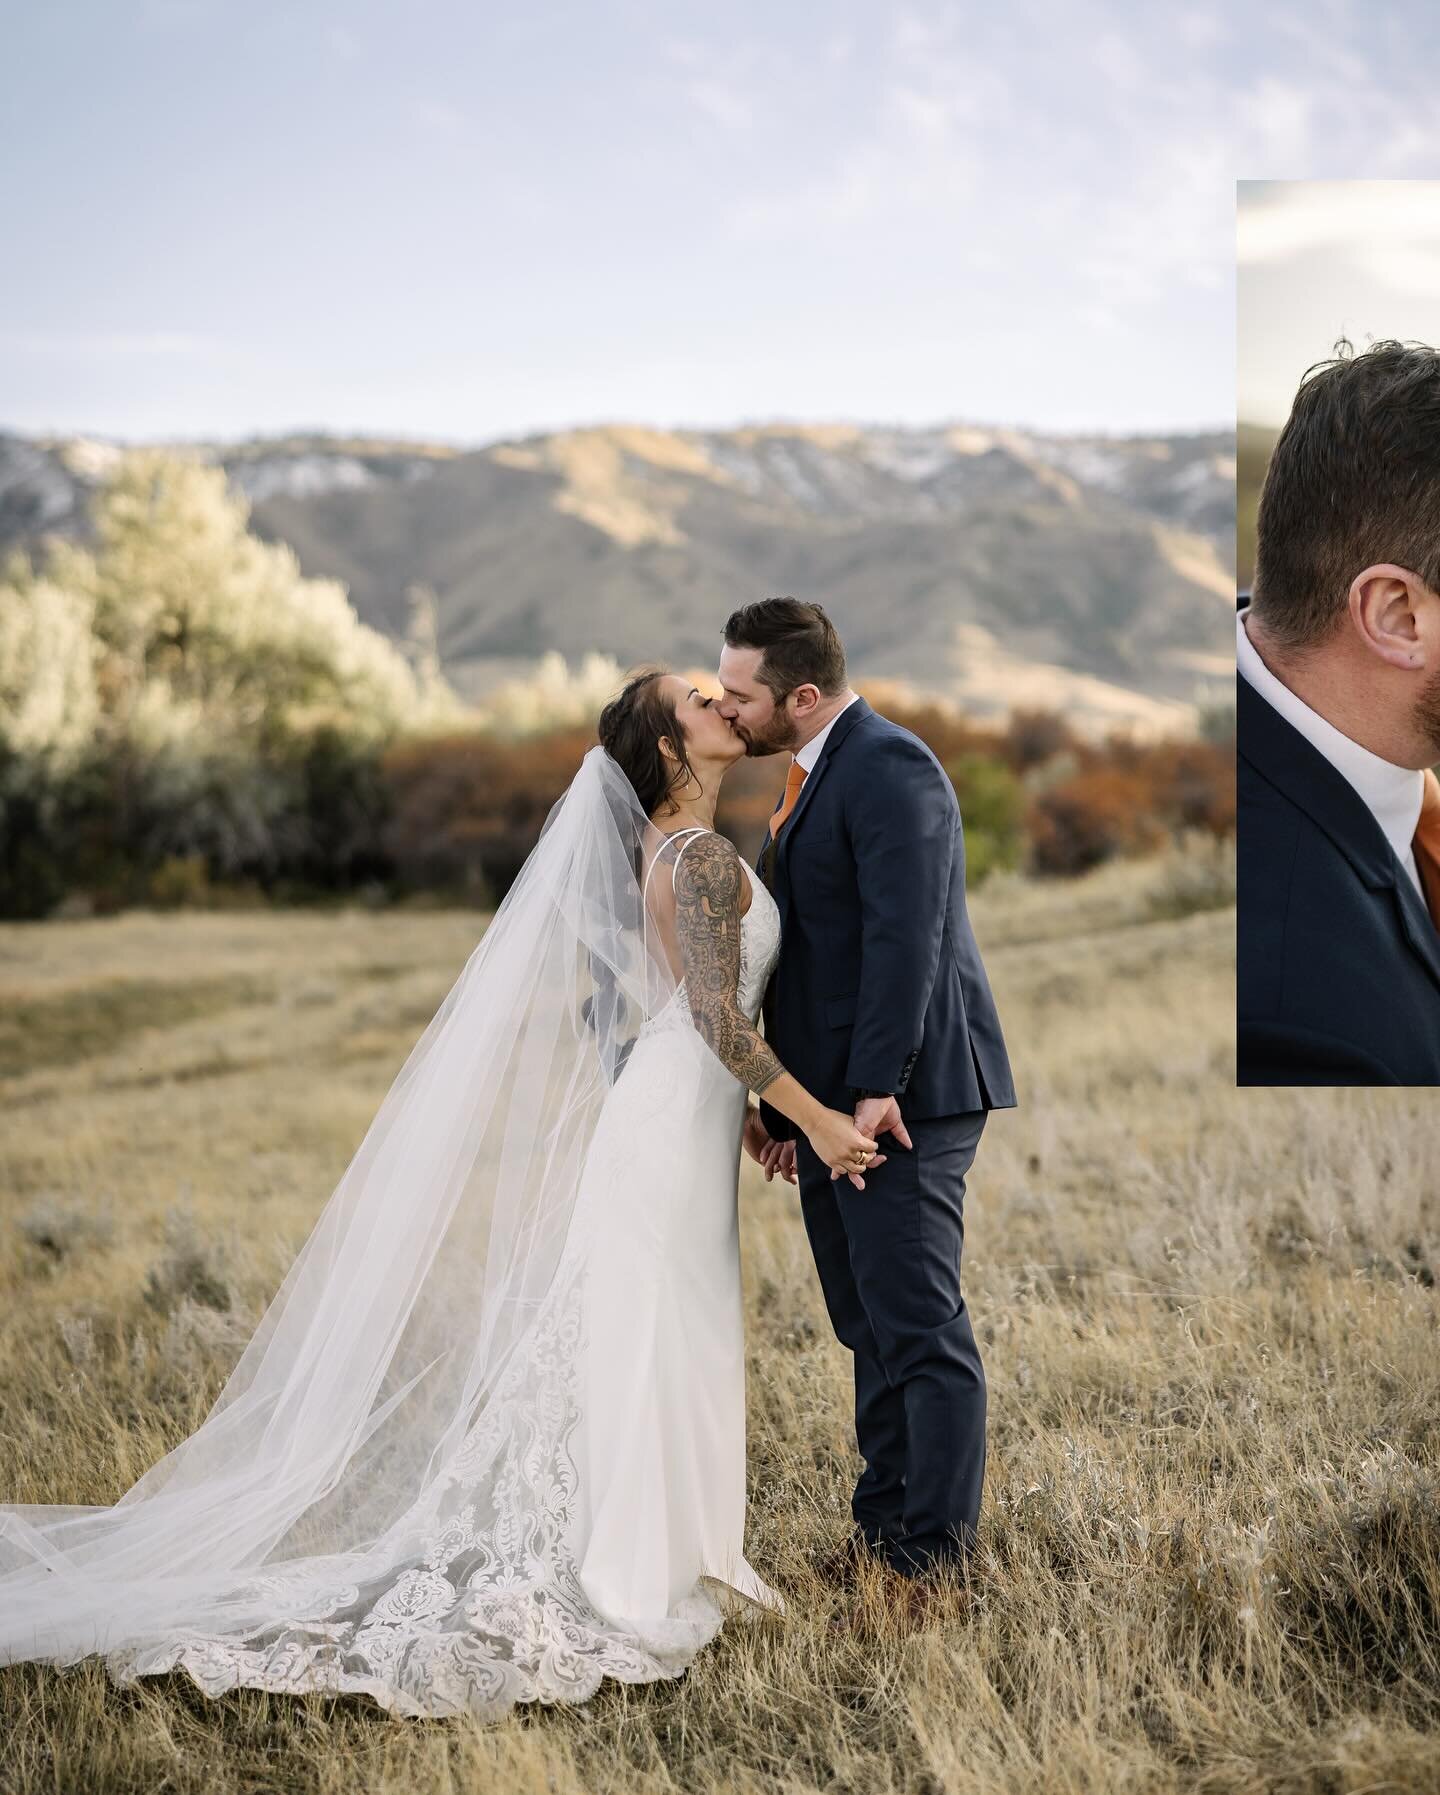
[1414,767,1440,930]
[770,760,809,839]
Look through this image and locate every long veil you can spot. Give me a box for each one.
[0,746,727,1716]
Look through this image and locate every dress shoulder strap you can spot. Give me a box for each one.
[668,827,716,879]
[641,826,713,902]
[666,828,752,897]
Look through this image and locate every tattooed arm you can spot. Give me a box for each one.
[671,831,784,1093]
[671,833,885,1186]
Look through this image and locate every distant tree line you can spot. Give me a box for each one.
[0,452,1234,919]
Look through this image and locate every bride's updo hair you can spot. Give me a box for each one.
[598,667,697,818]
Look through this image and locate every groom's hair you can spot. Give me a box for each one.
[1252,337,1440,652]
[722,597,847,700]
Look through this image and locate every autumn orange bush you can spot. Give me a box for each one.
[380,727,593,902]
[377,694,1234,899]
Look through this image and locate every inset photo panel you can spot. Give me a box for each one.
[1238,178,1440,1085]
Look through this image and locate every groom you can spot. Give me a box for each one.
[715,598,1017,1603]
[1238,338,1440,1084]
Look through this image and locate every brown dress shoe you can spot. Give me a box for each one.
[811,1530,879,1587]
[827,1560,974,1636]
[886,1571,968,1628]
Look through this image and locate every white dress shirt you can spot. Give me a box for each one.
[1237,606,1424,895]
[794,691,861,775]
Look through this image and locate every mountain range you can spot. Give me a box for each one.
[0,421,1237,737]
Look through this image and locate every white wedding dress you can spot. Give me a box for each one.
[0,762,785,1719]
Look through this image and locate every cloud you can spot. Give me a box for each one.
[726,24,996,240]
[1236,75,1317,172]
[414,99,468,139]
[684,79,753,131]
[1092,31,1144,90]
[720,0,1440,313]
[2,330,229,357]
[1173,9,1229,49]
[1237,179,1440,311]
[137,0,218,27]
[663,36,762,132]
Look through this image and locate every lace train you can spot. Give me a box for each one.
[104,1258,732,1718]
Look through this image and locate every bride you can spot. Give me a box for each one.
[0,668,882,1720]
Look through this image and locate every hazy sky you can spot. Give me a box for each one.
[1239,180,1440,427]
[6,1,1440,446]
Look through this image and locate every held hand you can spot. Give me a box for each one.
[741,1107,771,1168]
[761,1137,797,1185]
[854,1094,913,1151]
[809,1108,887,1190]
[745,1110,799,1185]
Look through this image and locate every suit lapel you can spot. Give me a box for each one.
[756,798,778,878]
[768,697,871,932]
[1238,674,1440,998]
[1391,858,1440,996]
[778,696,870,857]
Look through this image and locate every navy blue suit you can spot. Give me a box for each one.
[754,696,1017,1573]
[1237,668,1440,1084]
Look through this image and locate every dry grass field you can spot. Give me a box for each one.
[2,841,1438,1795]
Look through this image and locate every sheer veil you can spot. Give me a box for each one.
[0,745,723,1712]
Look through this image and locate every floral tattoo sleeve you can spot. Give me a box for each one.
[671,834,785,1095]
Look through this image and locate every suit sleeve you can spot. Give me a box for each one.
[1236,1019,1402,1085]
[843,735,954,1096]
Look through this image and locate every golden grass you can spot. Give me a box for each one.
[1,850,1437,1794]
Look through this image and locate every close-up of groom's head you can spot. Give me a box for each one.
[1249,337,1440,757]
[716,597,849,757]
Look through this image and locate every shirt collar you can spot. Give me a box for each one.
[794,692,860,774]
[1237,605,1424,864]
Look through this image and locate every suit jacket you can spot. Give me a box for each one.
[1237,670,1440,1084]
[755,696,1017,1139]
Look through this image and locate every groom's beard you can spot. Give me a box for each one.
[1414,662,1440,763]
[737,710,801,757]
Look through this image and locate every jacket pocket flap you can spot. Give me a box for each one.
[825,992,857,1028]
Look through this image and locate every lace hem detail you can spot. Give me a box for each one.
[103,1267,726,1719]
